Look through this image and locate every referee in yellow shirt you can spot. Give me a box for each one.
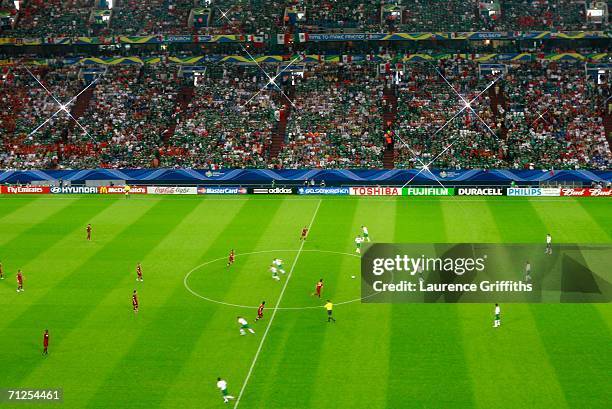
[324,300,336,323]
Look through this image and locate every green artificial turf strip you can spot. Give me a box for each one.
[0,196,610,409]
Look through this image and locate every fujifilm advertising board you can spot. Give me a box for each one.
[402,187,454,196]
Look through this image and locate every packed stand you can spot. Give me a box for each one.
[501,61,611,170]
[0,0,598,36]
[1,60,610,170]
[393,59,611,170]
[0,64,181,169]
[10,0,93,37]
[0,66,85,169]
[397,0,478,32]
[164,64,277,168]
[206,0,285,35]
[393,60,503,169]
[110,0,193,35]
[0,0,17,34]
[74,65,180,168]
[300,0,380,30]
[500,0,588,31]
[277,63,385,168]
[204,0,380,34]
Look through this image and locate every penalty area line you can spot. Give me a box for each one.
[233,199,322,408]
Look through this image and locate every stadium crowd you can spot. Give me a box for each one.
[164,65,277,169]
[499,0,587,31]
[76,65,180,168]
[0,66,84,168]
[7,0,93,37]
[392,59,503,169]
[501,61,610,170]
[0,0,605,37]
[277,63,384,168]
[0,65,180,168]
[110,0,194,36]
[392,59,611,170]
[1,58,609,170]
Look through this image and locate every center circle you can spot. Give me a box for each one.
[183,249,375,310]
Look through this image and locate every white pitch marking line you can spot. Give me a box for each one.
[233,199,322,408]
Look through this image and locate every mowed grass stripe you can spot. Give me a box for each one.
[232,200,322,409]
[438,198,500,242]
[159,199,321,409]
[155,198,317,408]
[0,196,127,328]
[529,198,610,243]
[19,198,246,407]
[0,197,165,384]
[387,198,476,408]
[456,199,567,409]
[0,196,39,224]
[0,195,85,264]
[532,305,612,409]
[574,199,612,332]
[593,303,612,337]
[1,195,609,409]
[86,198,290,408]
[575,198,612,241]
[491,198,612,408]
[239,199,362,409]
[309,198,396,409]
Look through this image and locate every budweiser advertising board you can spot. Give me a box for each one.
[560,188,612,197]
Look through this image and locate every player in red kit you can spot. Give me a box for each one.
[300,226,309,241]
[43,329,49,355]
[132,290,138,313]
[86,224,92,241]
[312,279,323,298]
[227,250,235,267]
[255,301,265,322]
[16,270,23,292]
[0,261,4,279]
[136,263,143,282]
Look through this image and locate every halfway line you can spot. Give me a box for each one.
[233,199,322,408]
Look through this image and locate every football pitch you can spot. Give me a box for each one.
[0,195,610,409]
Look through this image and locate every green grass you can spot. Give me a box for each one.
[0,195,610,409]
